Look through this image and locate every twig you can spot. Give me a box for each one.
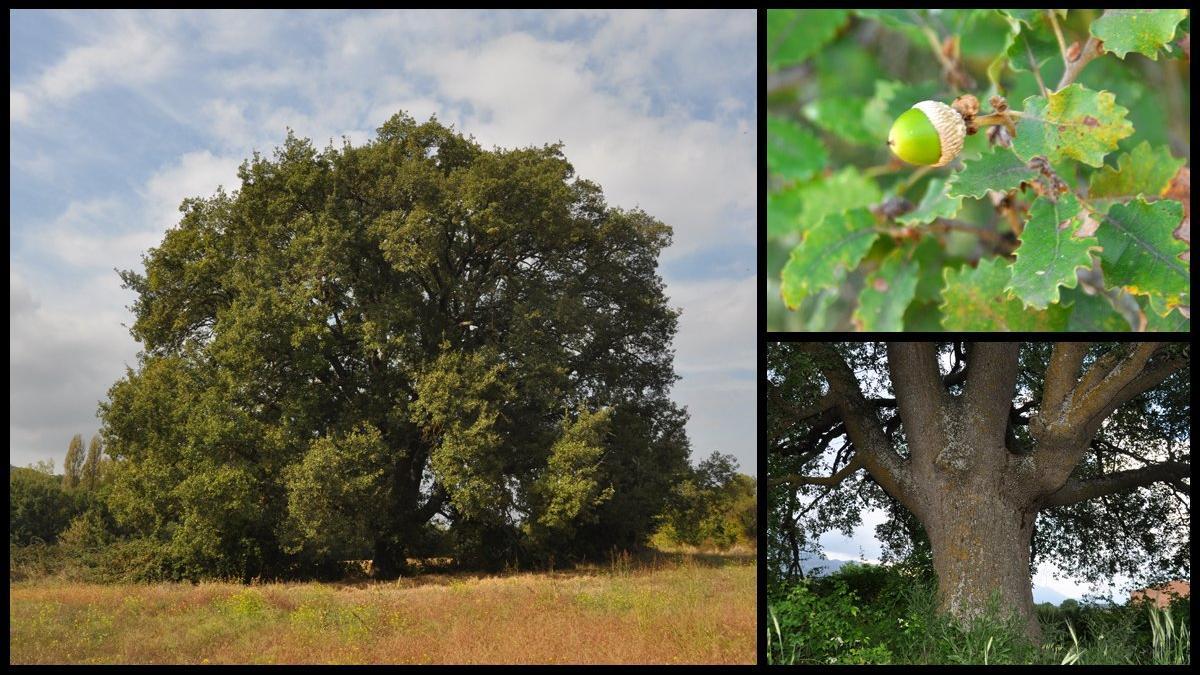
[895,165,933,195]
[1024,38,1049,98]
[862,161,905,178]
[974,111,1024,127]
[911,10,966,93]
[913,14,956,74]
[928,218,1004,245]
[1057,36,1103,90]
[880,218,1011,253]
[1047,10,1069,66]
[767,64,812,95]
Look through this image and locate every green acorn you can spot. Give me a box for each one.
[887,100,966,167]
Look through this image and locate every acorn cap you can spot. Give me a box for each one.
[912,100,966,167]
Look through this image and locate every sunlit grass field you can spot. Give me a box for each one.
[9,549,755,664]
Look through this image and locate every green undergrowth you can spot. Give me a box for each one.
[767,562,1190,665]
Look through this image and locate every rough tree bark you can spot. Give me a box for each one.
[773,342,1189,643]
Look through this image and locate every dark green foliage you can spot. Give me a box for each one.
[96,111,689,580]
[81,434,103,492]
[62,434,84,491]
[656,452,757,550]
[10,466,82,545]
[768,561,1192,664]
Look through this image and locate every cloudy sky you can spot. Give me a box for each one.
[9,9,756,474]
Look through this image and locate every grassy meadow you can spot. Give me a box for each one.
[9,549,755,665]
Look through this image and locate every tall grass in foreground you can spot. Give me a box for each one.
[1148,603,1190,665]
[10,550,754,665]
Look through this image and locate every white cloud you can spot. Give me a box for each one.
[824,550,882,564]
[203,99,254,150]
[34,147,240,276]
[10,89,31,122]
[668,275,756,375]
[671,376,755,473]
[38,198,153,271]
[10,269,40,319]
[416,31,754,259]
[12,149,243,467]
[12,12,180,124]
[9,265,138,467]
[142,150,243,230]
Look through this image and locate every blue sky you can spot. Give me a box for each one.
[9,9,756,475]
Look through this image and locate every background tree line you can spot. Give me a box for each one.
[10,435,755,582]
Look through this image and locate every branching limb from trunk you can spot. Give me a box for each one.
[1034,341,1090,437]
[798,344,921,516]
[943,341,969,389]
[770,453,865,488]
[963,342,1022,447]
[886,342,950,465]
[1068,344,1170,432]
[1072,349,1188,440]
[1030,343,1187,492]
[1042,462,1191,507]
[772,391,838,428]
[416,482,448,523]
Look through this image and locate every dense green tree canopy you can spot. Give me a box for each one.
[659,452,758,549]
[99,112,690,579]
[768,342,1190,598]
[10,466,79,546]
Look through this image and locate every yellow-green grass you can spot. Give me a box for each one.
[9,551,755,664]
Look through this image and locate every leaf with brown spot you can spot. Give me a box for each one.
[853,247,917,331]
[1164,166,1190,262]
[1013,85,1134,167]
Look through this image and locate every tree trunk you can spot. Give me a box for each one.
[372,536,403,580]
[923,486,1041,643]
[786,341,1190,652]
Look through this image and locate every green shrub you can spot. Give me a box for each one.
[10,467,83,545]
[766,561,1192,664]
[768,576,883,664]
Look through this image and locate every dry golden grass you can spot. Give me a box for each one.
[9,550,755,664]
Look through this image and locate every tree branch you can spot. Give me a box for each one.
[1029,344,1186,496]
[772,392,837,429]
[963,342,1022,444]
[1069,344,1181,438]
[416,482,449,523]
[1042,462,1191,507]
[1057,35,1103,91]
[887,342,950,465]
[1047,10,1069,69]
[799,344,921,516]
[1035,341,1090,438]
[1024,36,1049,98]
[770,454,865,488]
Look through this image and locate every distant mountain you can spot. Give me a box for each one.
[1033,585,1070,605]
[798,555,864,577]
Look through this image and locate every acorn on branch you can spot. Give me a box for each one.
[886,100,966,168]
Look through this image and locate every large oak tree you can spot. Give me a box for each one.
[99,112,690,580]
[767,342,1190,642]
